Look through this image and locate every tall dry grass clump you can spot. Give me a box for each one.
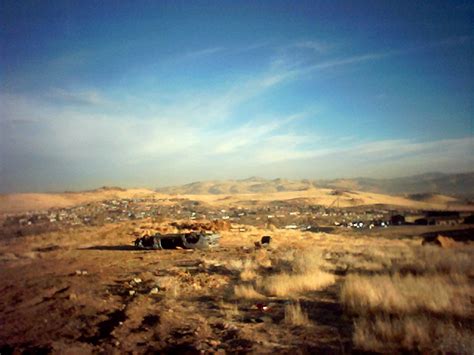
[263,272,335,297]
[262,247,335,297]
[284,302,311,326]
[240,259,258,281]
[234,284,265,299]
[341,273,471,316]
[218,301,240,320]
[352,316,474,353]
[340,244,474,353]
[392,245,474,276]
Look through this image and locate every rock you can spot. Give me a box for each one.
[149,287,159,295]
[261,236,272,245]
[208,340,220,347]
[129,290,136,296]
[132,277,142,284]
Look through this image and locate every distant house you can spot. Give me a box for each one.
[415,211,463,226]
[464,215,474,224]
[390,214,405,225]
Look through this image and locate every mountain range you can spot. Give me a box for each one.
[156,172,474,197]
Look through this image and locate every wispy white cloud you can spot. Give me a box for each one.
[183,46,225,59]
[47,88,107,106]
[272,35,473,82]
[292,40,329,53]
[212,113,304,154]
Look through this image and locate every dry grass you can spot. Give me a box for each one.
[218,301,240,320]
[392,245,474,276]
[340,241,474,353]
[290,247,327,273]
[227,259,244,271]
[234,284,265,299]
[254,249,272,268]
[262,272,335,297]
[260,247,335,298]
[341,273,471,316]
[284,302,311,326]
[240,268,257,282]
[240,259,258,281]
[353,316,474,353]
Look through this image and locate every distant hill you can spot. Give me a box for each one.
[156,177,317,195]
[2,173,473,214]
[0,188,158,214]
[318,172,474,197]
[156,172,474,197]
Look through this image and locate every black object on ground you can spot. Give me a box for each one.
[261,236,271,245]
[134,232,220,250]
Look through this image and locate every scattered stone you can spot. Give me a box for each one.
[149,287,159,295]
[132,277,142,284]
[208,339,220,347]
[261,236,272,245]
[129,290,136,296]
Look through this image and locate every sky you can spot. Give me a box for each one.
[1,0,473,192]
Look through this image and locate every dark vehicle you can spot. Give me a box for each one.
[134,232,220,250]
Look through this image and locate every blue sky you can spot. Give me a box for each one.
[1,0,473,192]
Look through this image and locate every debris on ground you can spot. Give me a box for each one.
[134,232,220,250]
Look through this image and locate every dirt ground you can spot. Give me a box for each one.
[0,219,473,354]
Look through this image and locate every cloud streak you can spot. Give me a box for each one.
[182,46,225,59]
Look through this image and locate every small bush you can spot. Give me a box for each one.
[284,302,311,326]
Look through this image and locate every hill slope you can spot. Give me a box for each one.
[157,172,474,196]
[0,188,159,214]
[156,177,316,195]
[318,172,474,196]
